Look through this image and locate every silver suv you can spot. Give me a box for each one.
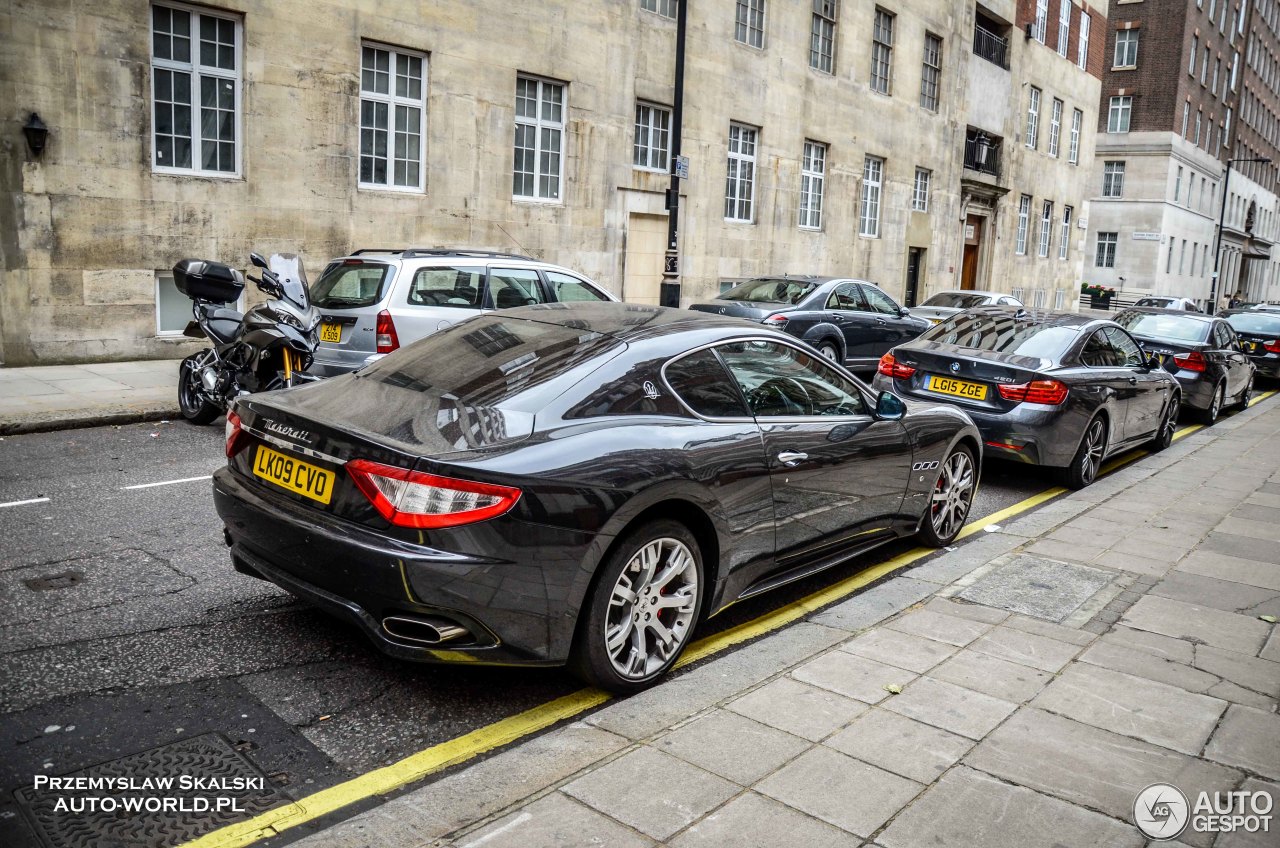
[307,248,618,377]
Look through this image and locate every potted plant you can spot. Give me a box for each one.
[1081,282,1116,309]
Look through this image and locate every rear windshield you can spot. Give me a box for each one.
[1114,311,1210,343]
[1225,312,1280,335]
[921,292,990,309]
[356,316,623,412]
[923,313,1080,360]
[1134,298,1173,308]
[312,261,392,309]
[721,278,817,305]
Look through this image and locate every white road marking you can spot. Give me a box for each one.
[121,475,213,491]
[0,497,51,508]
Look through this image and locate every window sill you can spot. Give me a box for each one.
[513,196,564,206]
[357,184,426,196]
[798,225,823,232]
[724,218,756,225]
[1111,65,1137,71]
[151,168,243,181]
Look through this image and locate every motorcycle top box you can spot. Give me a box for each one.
[173,258,246,304]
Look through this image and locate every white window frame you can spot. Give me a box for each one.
[1057,0,1070,56]
[1175,165,1183,203]
[1015,194,1031,255]
[1025,87,1041,149]
[798,140,826,229]
[1077,10,1090,69]
[1102,161,1125,197]
[912,166,930,212]
[1182,101,1190,138]
[859,155,884,237]
[1048,98,1063,157]
[640,0,677,18]
[920,33,941,111]
[810,0,838,74]
[1096,232,1118,267]
[633,101,671,172]
[1034,0,1048,43]
[1059,206,1072,260]
[358,44,427,193]
[1195,109,1203,146]
[1212,57,1221,94]
[1190,37,1199,74]
[513,75,566,202]
[735,0,766,49]
[1108,96,1132,133]
[871,9,894,95]
[1069,108,1082,164]
[1038,201,1053,258]
[149,1,242,178]
[725,122,758,222]
[1114,30,1138,68]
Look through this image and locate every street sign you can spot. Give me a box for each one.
[673,155,690,180]
[1131,232,1162,241]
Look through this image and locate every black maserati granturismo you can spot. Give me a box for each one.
[213,302,981,692]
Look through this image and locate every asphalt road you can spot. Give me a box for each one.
[0,418,1057,846]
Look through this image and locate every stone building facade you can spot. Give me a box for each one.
[1084,0,1280,308]
[1,0,1102,366]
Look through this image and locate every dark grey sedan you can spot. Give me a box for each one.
[1113,308,1255,424]
[871,307,1180,489]
[1222,309,1280,382]
[689,276,930,370]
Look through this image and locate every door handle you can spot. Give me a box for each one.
[1128,376,1138,384]
[875,318,887,325]
[777,451,808,467]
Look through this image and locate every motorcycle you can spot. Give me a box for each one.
[174,252,322,425]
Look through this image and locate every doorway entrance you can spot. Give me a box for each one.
[623,214,668,305]
[961,214,983,291]
[905,247,924,307]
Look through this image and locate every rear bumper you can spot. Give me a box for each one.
[1246,354,1280,379]
[212,467,591,666]
[1174,373,1218,410]
[307,349,382,378]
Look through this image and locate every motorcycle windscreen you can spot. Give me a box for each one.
[269,253,311,311]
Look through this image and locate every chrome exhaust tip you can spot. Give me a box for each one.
[382,614,468,645]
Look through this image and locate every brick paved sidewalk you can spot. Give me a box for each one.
[0,360,182,434]
[299,399,1280,848]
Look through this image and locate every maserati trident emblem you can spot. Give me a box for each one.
[718,307,726,314]
[950,362,961,374]
[642,380,661,400]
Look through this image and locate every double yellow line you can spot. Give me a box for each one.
[181,390,1274,848]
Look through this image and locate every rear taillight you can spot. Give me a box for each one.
[346,459,522,529]
[997,379,1069,405]
[225,409,249,458]
[1264,339,1280,353]
[376,310,400,354]
[763,314,789,326]
[1173,351,1207,372]
[877,352,916,380]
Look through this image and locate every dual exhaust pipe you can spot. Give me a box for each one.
[382,614,468,645]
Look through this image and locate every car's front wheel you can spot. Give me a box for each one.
[571,520,703,694]
[916,445,977,547]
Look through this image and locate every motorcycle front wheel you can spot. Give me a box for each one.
[178,352,222,425]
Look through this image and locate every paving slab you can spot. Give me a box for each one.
[668,792,861,848]
[922,597,1009,624]
[1077,639,1220,693]
[877,766,1144,848]
[1263,629,1280,664]
[839,626,958,673]
[453,792,654,848]
[957,554,1116,622]
[883,608,992,647]
[1215,778,1280,848]
[1024,538,1109,563]
[1192,645,1280,698]
[1099,625,1197,663]
[1151,569,1280,616]
[928,648,1054,703]
[1204,705,1280,780]
[824,708,973,784]
[791,650,917,705]
[1199,531,1280,564]
[726,677,868,743]
[562,747,738,841]
[880,676,1017,740]
[968,625,1083,673]
[1120,595,1272,656]
[756,745,922,838]
[999,613,1096,646]
[653,709,808,786]
[1217,515,1280,542]
[1176,549,1280,592]
[1031,664,1227,755]
[963,708,1240,848]
[807,577,937,631]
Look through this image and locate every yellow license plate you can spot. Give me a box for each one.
[928,375,988,400]
[319,322,342,343]
[252,445,335,505]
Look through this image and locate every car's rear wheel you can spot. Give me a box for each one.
[817,340,841,362]
[1148,394,1179,452]
[1198,382,1225,424]
[178,353,221,425]
[571,520,703,693]
[916,445,977,547]
[1062,416,1107,490]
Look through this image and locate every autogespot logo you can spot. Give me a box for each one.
[1134,783,1190,840]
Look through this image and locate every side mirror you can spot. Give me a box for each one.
[899,307,911,317]
[875,390,906,420]
[1145,352,1161,370]
[249,252,269,270]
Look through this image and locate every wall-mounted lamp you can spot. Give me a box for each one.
[974,132,992,168]
[22,112,49,158]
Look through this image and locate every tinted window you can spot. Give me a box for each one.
[565,356,685,418]
[721,278,817,305]
[488,268,547,309]
[1113,311,1210,343]
[312,261,392,308]
[860,285,901,315]
[826,283,866,311]
[922,292,990,309]
[1225,312,1280,334]
[924,312,1079,361]
[1104,327,1145,367]
[664,350,750,417]
[717,341,867,417]
[407,266,485,308]
[545,270,608,302]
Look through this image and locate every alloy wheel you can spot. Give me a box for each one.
[819,343,839,361]
[1160,400,1177,442]
[604,537,699,680]
[1080,418,1105,484]
[1210,385,1222,420]
[930,449,975,541]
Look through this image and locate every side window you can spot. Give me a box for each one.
[407,266,485,308]
[826,283,866,311]
[717,341,868,417]
[545,270,608,302]
[860,285,901,315]
[664,349,750,418]
[1104,327,1144,367]
[1213,323,1233,349]
[999,296,1023,307]
[1080,330,1117,367]
[487,268,546,309]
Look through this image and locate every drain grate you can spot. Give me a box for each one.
[958,554,1115,622]
[15,733,287,848]
[23,571,84,592]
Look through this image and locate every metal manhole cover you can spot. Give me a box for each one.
[957,554,1115,622]
[15,733,287,848]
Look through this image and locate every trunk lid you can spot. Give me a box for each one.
[688,300,783,322]
[891,342,1055,413]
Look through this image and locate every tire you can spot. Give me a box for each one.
[817,340,841,363]
[916,445,977,547]
[1148,394,1179,452]
[570,519,703,694]
[1197,382,1225,425]
[178,353,221,425]
[1061,415,1107,490]
[1228,375,1253,412]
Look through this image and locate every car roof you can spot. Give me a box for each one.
[738,275,880,287]
[929,290,1017,298]
[1119,306,1215,321]
[508,301,778,342]
[952,305,1106,329]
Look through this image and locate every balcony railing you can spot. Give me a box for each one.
[973,24,1009,69]
[964,135,1001,178]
